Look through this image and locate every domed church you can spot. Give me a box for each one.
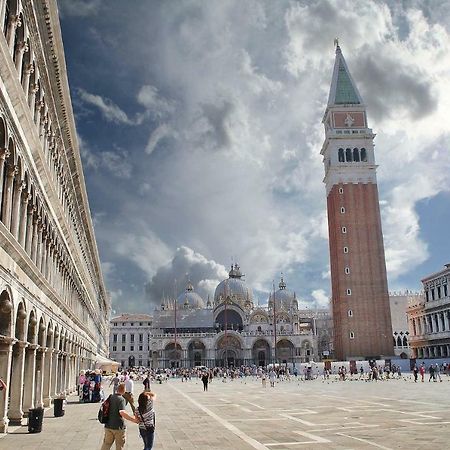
[150,264,319,368]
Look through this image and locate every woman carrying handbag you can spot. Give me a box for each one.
[120,391,156,450]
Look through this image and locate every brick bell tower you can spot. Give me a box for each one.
[321,42,394,361]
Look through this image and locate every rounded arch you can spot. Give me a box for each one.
[14,300,27,340]
[353,147,360,162]
[276,339,295,363]
[0,116,6,149]
[252,339,271,366]
[249,310,269,324]
[214,308,243,332]
[345,147,352,162]
[0,286,14,336]
[37,316,46,346]
[215,333,243,367]
[26,308,38,344]
[187,339,206,366]
[338,148,344,162]
[45,320,53,348]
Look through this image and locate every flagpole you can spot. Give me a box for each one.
[273,280,277,365]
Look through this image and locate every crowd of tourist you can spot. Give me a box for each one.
[72,360,450,450]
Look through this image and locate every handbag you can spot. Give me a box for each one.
[138,408,155,432]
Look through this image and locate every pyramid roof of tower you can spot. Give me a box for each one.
[327,45,363,106]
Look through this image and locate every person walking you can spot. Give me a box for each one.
[121,391,156,450]
[143,374,151,392]
[435,363,442,382]
[413,365,418,382]
[100,383,128,450]
[419,363,425,382]
[123,375,135,413]
[269,369,276,387]
[201,372,209,391]
[109,373,120,394]
[428,364,436,382]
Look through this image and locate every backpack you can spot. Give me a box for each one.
[98,395,111,424]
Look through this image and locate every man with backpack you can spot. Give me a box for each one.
[100,382,128,450]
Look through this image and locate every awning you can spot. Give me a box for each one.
[95,354,120,369]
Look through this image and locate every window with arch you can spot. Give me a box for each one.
[396,336,402,347]
[345,148,352,162]
[346,289,352,295]
[342,226,347,234]
[348,310,353,317]
[257,326,262,332]
[340,206,345,213]
[343,246,349,253]
[349,331,355,339]
[339,187,344,194]
[360,148,367,162]
[338,148,345,162]
[345,267,350,274]
[402,336,408,347]
[353,148,360,162]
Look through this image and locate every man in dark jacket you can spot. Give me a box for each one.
[101,383,128,450]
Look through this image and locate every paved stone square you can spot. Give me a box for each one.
[1,375,450,449]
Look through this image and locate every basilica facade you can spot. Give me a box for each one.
[148,265,319,369]
[0,0,109,433]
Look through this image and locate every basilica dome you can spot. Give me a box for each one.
[177,281,205,309]
[268,277,298,311]
[214,264,254,309]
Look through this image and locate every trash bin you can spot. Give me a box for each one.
[54,398,65,417]
[28,407,44,433]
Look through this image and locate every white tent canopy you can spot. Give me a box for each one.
[95,354,120,373]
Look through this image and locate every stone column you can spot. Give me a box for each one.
[43,348,54,407]
[5,14,21,56]
[29,84,39,119]
[18,190,29,247]
[24,204,34,255]
[34,347,46,409]
[64,352,71,394]
[22,344,38,416]
[41,236,48,281]
[51,351,60,398]
[36,222,43,272]
[22,63,33,97]
[0,336,15,433]
[0,149,10,219]
[2,164,16,229]
[31,215,39,265]
[10,180,24,239]
[8,341,28,425]
[14,40,28,73]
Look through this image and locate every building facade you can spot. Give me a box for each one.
[147,266,320,369]
[389,292,422,358]
[321,43,393,360]
[109,314,153,368]
[408,264,450,359]
[0,0,109,433]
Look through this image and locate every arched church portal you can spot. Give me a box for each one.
[215,309,243,332]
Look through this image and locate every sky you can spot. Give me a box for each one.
[57,0,450,314]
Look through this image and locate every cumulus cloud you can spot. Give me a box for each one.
[145,247,228,307]
[59,0,102,17]
[77,88,135,124]
[65,1,450,312]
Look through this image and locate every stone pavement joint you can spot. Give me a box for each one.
[1,377,450,449]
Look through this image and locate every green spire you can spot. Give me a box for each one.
[328,45,363,106]
[335,58,360,104]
